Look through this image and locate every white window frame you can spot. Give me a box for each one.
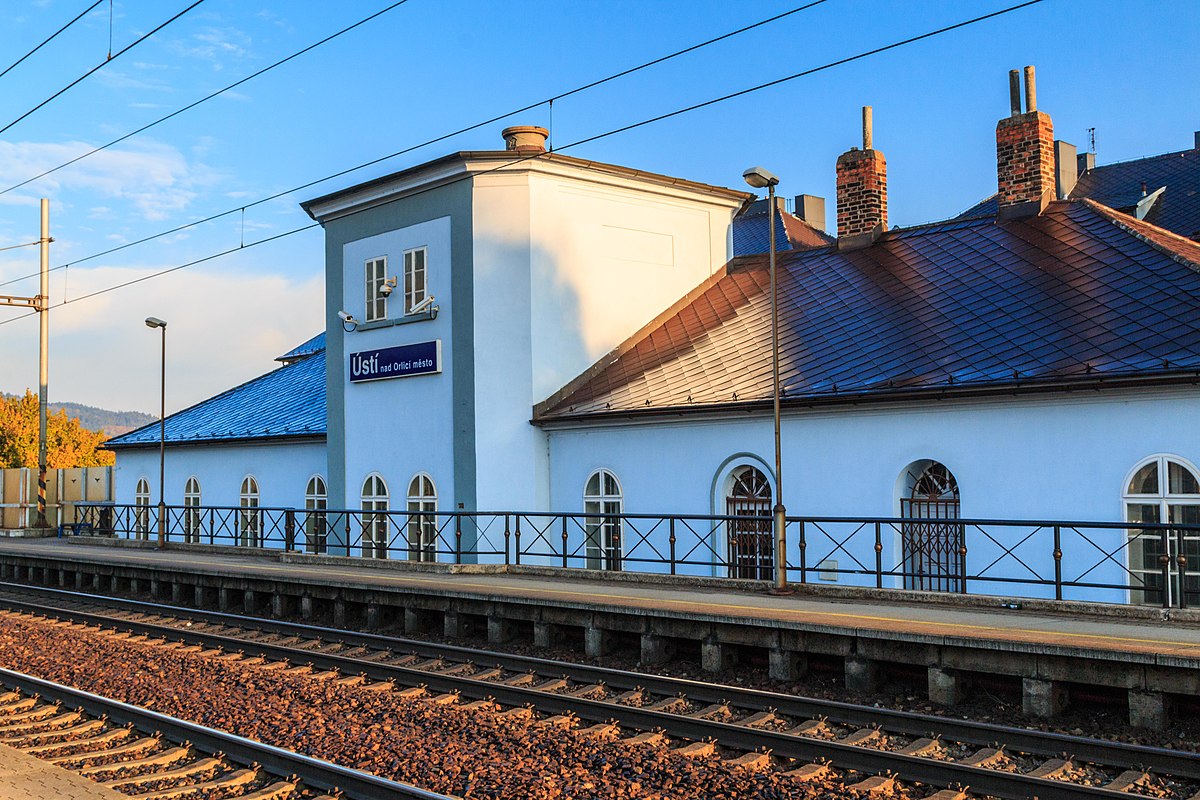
[360,473,389,560]
[583,469,622,571]
[134,478,151,541]
[365,256,388,322]
[184,477,202,544]
[403,247,427,315]
[304,475,327,554]
[406,473,437,563]
[239,475,261,548]
[1124,454,1200,607]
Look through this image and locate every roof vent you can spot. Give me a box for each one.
[501,125,549,154]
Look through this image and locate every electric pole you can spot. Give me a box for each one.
[0,199,51,529]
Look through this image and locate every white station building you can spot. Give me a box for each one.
[108,78,1200,606]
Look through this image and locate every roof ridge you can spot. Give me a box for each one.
[1081,145,1196,172]
[106,350,324,447]
[1080,198,1200,273]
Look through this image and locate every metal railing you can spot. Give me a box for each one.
[74,503,1200,608]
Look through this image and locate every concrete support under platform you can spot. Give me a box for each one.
[194,585,205,608]
[366,604,382,630]
[219,587,234,612]
[332,600,347,628]
[92,573,101,592]
[300,596,314,620]
[403,607,431,635]
[74,572,83,590]
[57,569,65,588]
[533,621,559,649]
[150,578,160,599]
[701,638,734,673]
[272,593,290,619]
[444,610,466,639]
[769,648,807,682]
[640,633,672,666]
[585,626,614,658]
[1023,677,1068,718]
[243,590,256,615]
[171,583,183,605]
[845,656,881,695]
[1128,690,1170,730]
[928,666,966,706]
[110,575,119,593]
[488,616,514,644]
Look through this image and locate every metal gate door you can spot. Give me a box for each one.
[726,467,772,580]
[900,498,963,592]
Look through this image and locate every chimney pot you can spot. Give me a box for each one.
[1023,65,1037,112]
[1077,151,1096,173]
[501,125,549,154]
[1008,70,1021,116]
[862,106,873,150]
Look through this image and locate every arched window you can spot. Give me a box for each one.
[584,469,622,571]
[304,476,327,554]
[239,476,261,547]
[1125,456,1200,607]
[361,474,389,559]
[726,465,772,580]
[406,474,437,563]
[134,478,151,541]
[184,477,201,544]
[899,461,962,592]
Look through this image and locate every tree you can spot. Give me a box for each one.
[0,390,115,469]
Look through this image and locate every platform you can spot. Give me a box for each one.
[0,742,123,799]
[0,536,1198,729]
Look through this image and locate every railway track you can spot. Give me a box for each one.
[1,581,1198,800]
[0,665,452,800]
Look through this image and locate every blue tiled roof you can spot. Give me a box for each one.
[277,332,325,362]
[733,202,833,256]
[107,350,327,448]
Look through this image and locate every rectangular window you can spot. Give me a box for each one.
[365,257,387,322]
[403,247,427,314]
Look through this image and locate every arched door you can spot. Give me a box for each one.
[726,466,773,580]
[900,462,962,592]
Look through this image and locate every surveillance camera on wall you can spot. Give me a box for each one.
[408,295,435,315]
[337,310,357,324]
[378,277,397,297]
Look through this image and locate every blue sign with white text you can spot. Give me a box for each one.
[349,340,441,383]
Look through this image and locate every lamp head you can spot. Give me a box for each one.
[145,317,167,329]
[742,166,780,189]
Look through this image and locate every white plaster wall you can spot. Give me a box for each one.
[545,388,1200,602]
[341,218,455,514]
[113,441,326,509]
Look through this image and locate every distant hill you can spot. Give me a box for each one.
[2,394,155,437]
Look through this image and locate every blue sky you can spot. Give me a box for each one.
[0,0,1197,414]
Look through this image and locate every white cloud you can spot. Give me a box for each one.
[0,262,324,415]
[0,139,223,221]
[170,26,252,69]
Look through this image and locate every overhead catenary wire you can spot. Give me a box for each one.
[0,0,106,82]
[0,0,833,288]
[0,0,1043,331]
[0,0,209,137]
[0,0,415,200]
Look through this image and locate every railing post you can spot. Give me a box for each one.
[503,514,511,566]
[1160,528,1172,609]
[1052,525,1063,601]
[514,516,522,566]
[669,518,676,576]
[874,521,883,589]
[798,519,807,584]
[345,514,352,559]
[284,510,295,552]
[455,516,462,565]
[959,538,968,595]
[1177,526,1189,610]
[561,516,568,569]
[208,508,214,546]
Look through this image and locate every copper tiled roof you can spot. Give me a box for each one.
[536,200,1200,422]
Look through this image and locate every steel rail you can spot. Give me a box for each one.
[0,666,456,800]
[0,588,1187,799]
[1,581,1195,779]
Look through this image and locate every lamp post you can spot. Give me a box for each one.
[145,317,167,549]
[742,166,787,593]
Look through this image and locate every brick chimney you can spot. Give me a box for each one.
[836,106,887,249]
[996,66,1055,219]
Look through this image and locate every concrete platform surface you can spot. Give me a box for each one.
[2,537,1200,666]
[0,742,123,799]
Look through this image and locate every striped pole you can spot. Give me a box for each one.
[34,199,49,529]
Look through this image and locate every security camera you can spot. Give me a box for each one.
[337,310,357,324]
[378,277,397,298]
[409,295,435,315]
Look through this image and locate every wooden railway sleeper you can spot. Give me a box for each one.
[79,745,193,777]
[22,724,136,755]
[0,709,84,735]
[5,718,107,744]
[52,737,163,767]
[99,755,224,789]
[1026,757,1073,780]
[0,696,37,713]
[0,703,62,725]
[125,766,260,800]
[1102,769,1150,792]
[221,779,300,800]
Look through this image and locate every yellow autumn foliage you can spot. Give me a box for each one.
[0,390,115,468]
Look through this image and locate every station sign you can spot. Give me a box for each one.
[349,340,441,383]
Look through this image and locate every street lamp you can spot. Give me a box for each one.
[742,166,788,593]
[145,317,167,549]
